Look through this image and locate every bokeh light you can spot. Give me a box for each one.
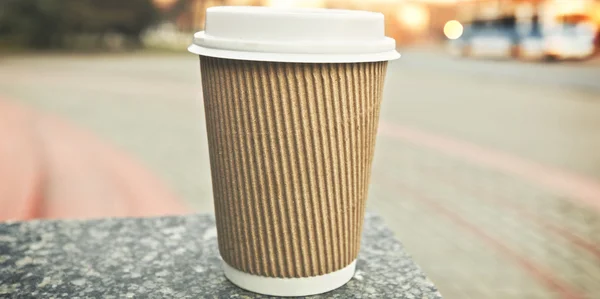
[443,20,463,39]
[397,4,430,31]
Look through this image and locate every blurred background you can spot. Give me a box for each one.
[1,0,600,298]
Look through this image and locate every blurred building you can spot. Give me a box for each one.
[156,0,460,44]
[153,0,600,46]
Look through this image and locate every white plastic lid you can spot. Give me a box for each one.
[188,6,400,63]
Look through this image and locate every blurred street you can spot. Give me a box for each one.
[1,48,600,298]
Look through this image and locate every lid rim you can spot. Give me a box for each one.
[188,44,401,63]
[193,31,396,56]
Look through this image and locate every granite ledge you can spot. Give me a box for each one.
[0,212,441,299]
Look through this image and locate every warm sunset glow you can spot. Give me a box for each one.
[552,0,589,14]
[266,0,325,8]
[397,4,430,31]
[153,0,177,9]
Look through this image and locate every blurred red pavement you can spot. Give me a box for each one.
[377,122,600,299]
[0,99,190,221]
[379,122,600,213]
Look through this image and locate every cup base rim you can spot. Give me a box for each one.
[223,259,357,297]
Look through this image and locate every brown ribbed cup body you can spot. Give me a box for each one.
[200,56,388,278]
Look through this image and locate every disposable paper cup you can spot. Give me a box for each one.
[190,6,399,297]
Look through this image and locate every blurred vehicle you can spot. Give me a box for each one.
[517,16,546,60]
[449,17,520,59]
[449,13,598,62]
[544,14,597,60]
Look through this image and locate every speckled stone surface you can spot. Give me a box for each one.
[0,212,441,299]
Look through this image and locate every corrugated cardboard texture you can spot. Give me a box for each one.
[200,56,388,278]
